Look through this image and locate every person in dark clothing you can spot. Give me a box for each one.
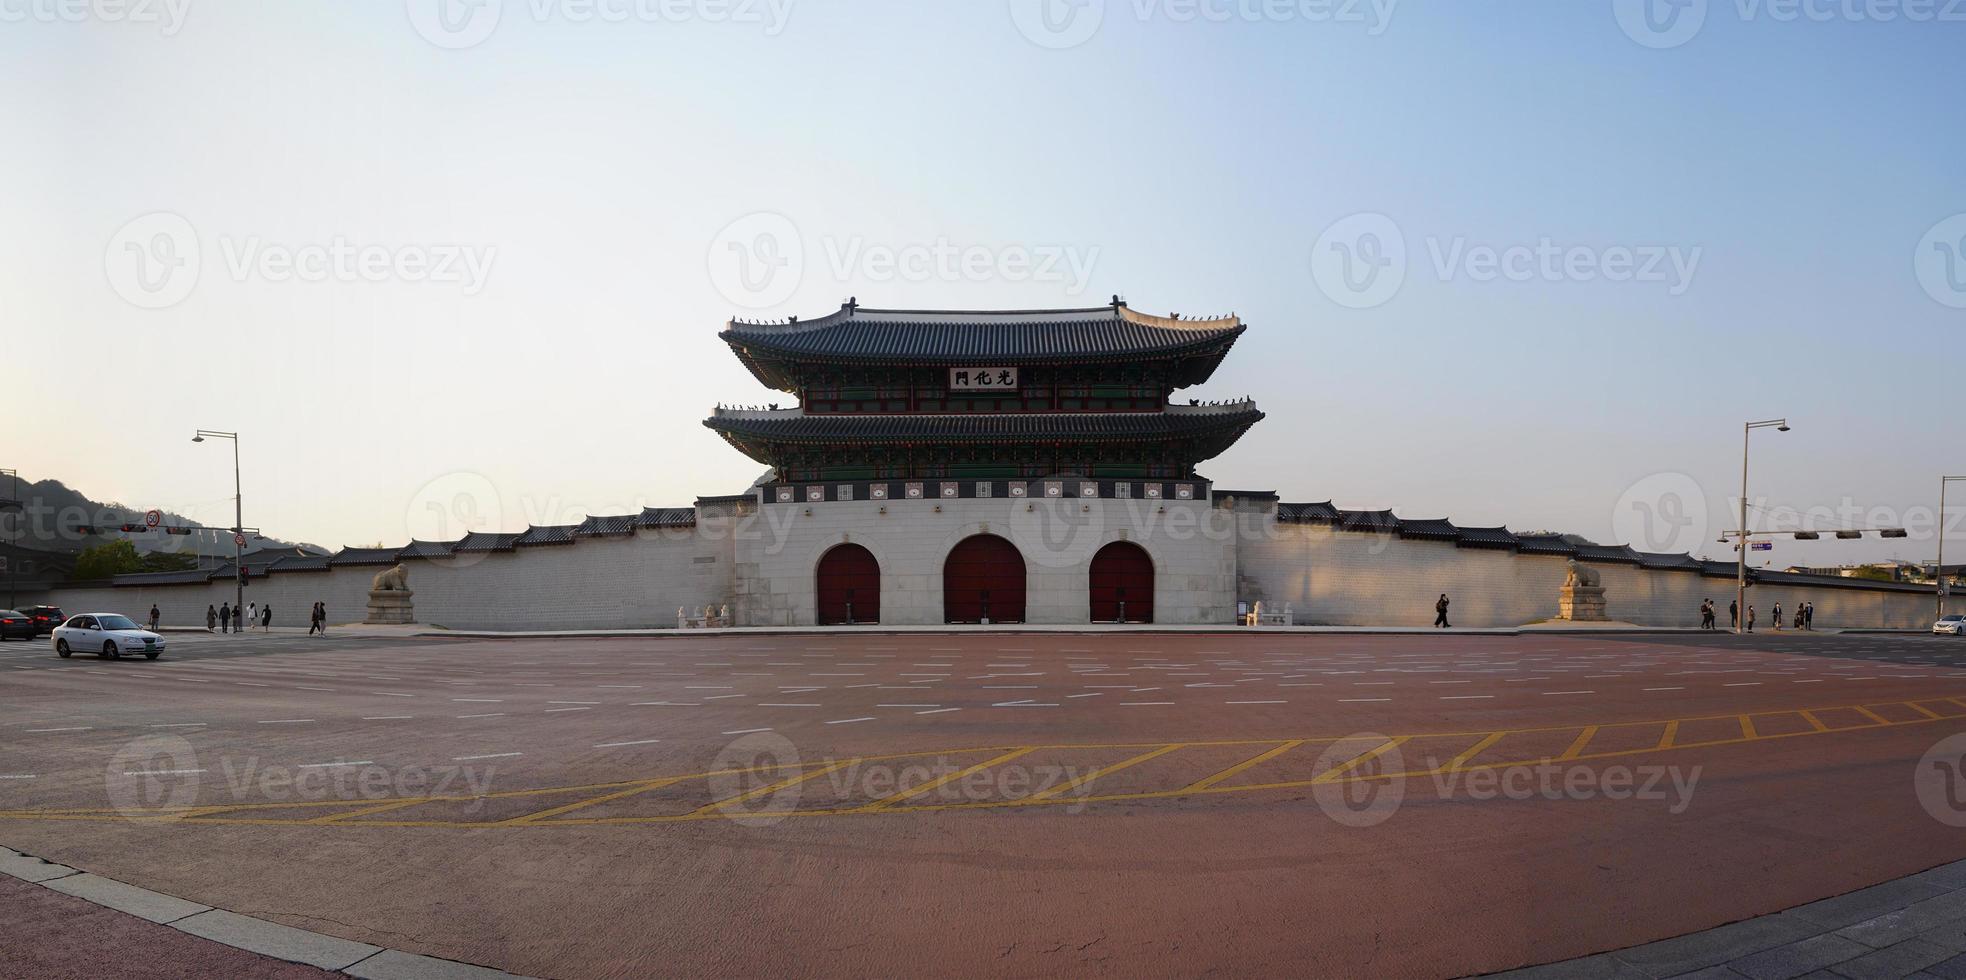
[1748,605,1756,632]
[1805,602,1815,630]
[1434,593,1451,628]
[148,605,160,630]
[219,602,231,634]
[260,604,273,632]
[205,605,217,632]
[1772,601,1783,631]
[308,602,323,635]
[1729,600,1738,629]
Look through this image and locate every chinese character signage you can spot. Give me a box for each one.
[948,367,1018,392]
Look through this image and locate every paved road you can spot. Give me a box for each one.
[2,630,1963,977]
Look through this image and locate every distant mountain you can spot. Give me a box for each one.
[1,476,319,558]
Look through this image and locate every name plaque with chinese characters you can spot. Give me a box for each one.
[948,367,1018,392]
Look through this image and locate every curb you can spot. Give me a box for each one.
[0,845,531,979]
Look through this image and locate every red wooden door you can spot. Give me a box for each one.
[816,544,879,625]
[943,535,1026,624]
[1090,541,1154,623]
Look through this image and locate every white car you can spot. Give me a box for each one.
[1937,614,1966,636]
[51,613,166,660]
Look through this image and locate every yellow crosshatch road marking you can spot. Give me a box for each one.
[4,696,1963,830]
[1184,740,1305,792]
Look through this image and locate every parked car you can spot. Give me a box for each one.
[51,613,166,660]
[1937,614,1966,636]
[0,610,35,641]
[18,605,65,636]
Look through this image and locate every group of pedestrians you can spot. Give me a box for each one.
[200,601,275,633]
[1708,598,1815,632]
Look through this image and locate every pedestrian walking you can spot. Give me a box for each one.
[246,601,257,627]
[260,603,273,632]
[1729,600,1739,629]
[316,602,327,635]
[1434,593,1451,629]
[205,604,217,632]
[1748,605,1757,632]
[219,602,232,634]
[1806,602,1815,630]
[148,605,160,630]
[1699,600,1713,630]
[1773,601,1783,631]
[1794,606,1804,630]
[308,602,323,635]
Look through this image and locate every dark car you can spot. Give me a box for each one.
[0,610,36,641]
[18,606,65,636]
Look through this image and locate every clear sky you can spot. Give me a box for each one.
[6,0,1962,567]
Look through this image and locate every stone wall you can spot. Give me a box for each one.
[22,495,1937,631]
[1233,507,1934,630]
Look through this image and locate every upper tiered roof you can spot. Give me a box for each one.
[720,298,1246,390]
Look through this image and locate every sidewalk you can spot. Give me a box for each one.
[417,624,1920,641]
[1491,857,1966,979]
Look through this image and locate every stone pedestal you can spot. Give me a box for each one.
[365,590,416,625]
[1557,585,1608,622]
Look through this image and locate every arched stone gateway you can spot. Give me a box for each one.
[1090,541,1154,623]
[943,534,1026,624]
[816,543,880,625]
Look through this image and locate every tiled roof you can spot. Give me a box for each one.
[705,402,1264,445]
[1455,526,1521,550]
[575,515,639,538]
[637,507,697,528]
[397,540,460,560]
[1398,518,1460,541]
[514,524,577,547]
[1277,501,1343,523]
[110,569,219,587]
[1516,535,1579,556]
[694,494,755,506]
[1574,543,1643,565]
[1335,509,1402,534]
[453,532,521,553]
[1638,551,1704,572]
[1212,489,1279,502]
[332,547,400,566]
[721,302,1246,388]
[269,554,332,572]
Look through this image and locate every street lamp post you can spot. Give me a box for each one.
[1737,418,1790,635]
[1,468,16,609]
[192,430,243,624]
[1942,476,1966,620]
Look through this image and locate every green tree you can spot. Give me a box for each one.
[74,540,143,580]
[139,552,198,573]
[1847,565,1895,582]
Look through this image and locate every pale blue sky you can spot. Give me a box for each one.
[5,1,1961,565]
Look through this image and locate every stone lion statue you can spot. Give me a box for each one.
[371,563,411,592]
[1564,559,1600,589]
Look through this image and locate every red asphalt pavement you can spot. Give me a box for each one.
[1,630,1963,977]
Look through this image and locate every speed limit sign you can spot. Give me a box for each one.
[145,509,161,527]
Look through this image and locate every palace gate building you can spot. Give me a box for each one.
[26,300,1942,631]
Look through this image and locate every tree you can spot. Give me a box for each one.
[1847,565,1895,582]
[139,552,197,573]
[73,541,142,580]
